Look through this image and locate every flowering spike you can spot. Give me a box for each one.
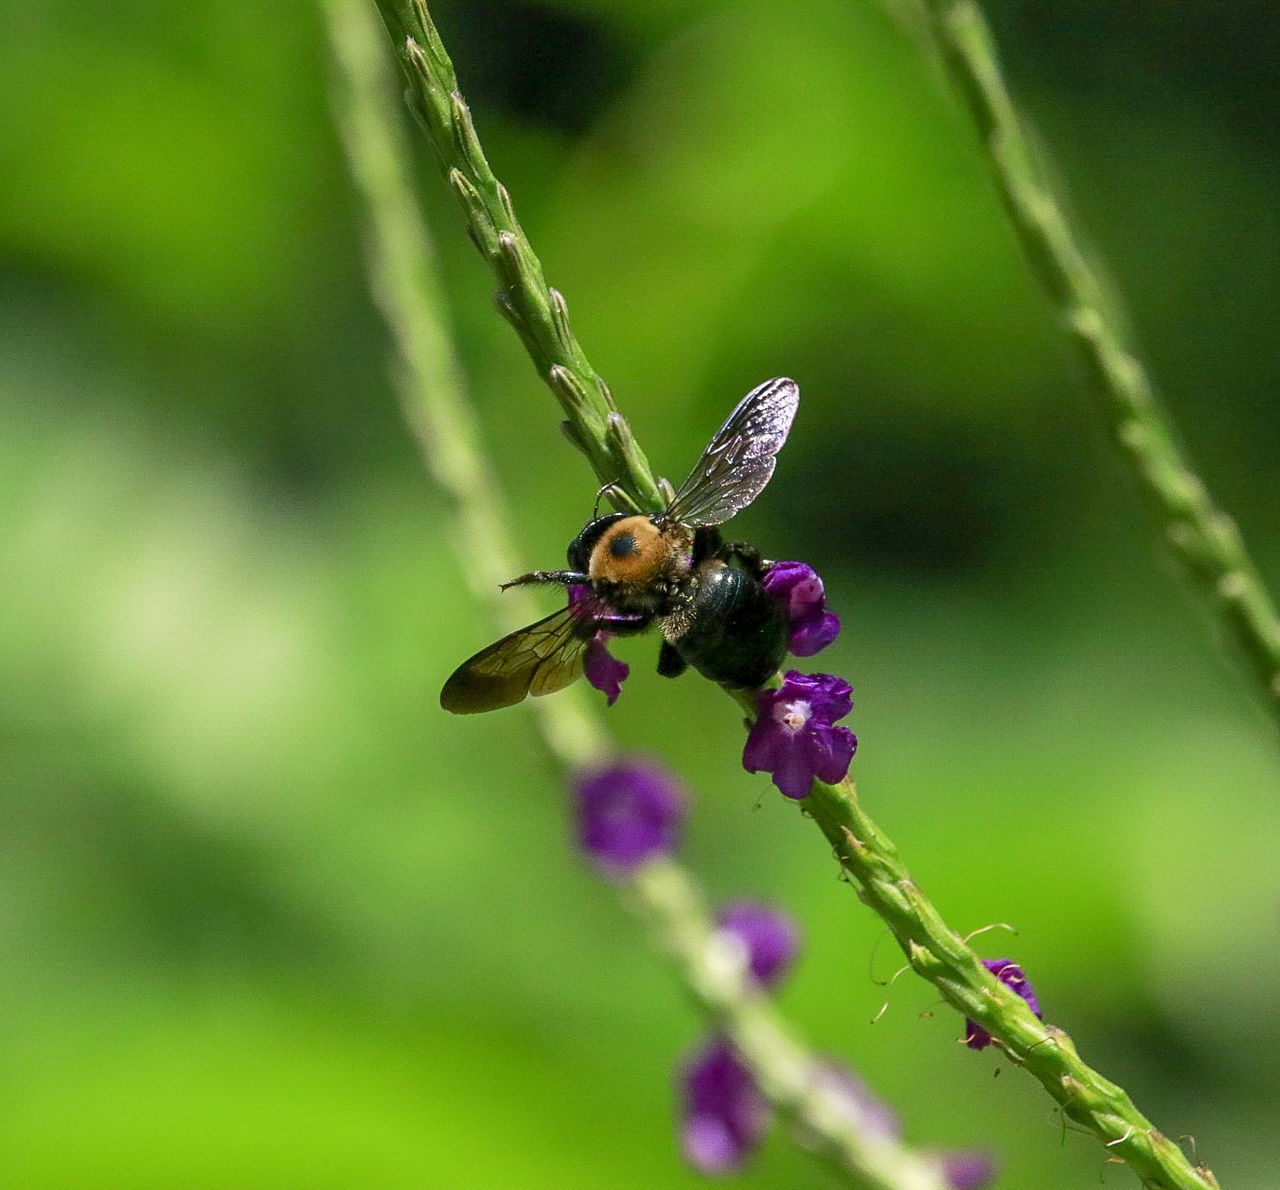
[742,671,857,799]
[965,958,1042,1050]
[679,1038,770,1175]
[714,901,800,990]
[762,561,841,657]
[573,760,685,878]
[808,1061,901,1141]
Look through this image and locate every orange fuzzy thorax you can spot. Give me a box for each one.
[588,516,670,586]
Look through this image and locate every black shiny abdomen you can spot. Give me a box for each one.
[669,564,786,689]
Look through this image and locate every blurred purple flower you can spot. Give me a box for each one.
[742,670,857,799]
[762,561,841,656]
[569,584,633,705]
[715,901,801,989]
[965,958,1041,1050]
[679,1037,770,1175]
[573,760,685,879]
[939,1150,998,1189]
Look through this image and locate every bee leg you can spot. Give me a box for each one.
[500,569,589,590]
[721,541,771,580]
[692,526,724,565]
[657,641,688,679]
[593,482,640,518]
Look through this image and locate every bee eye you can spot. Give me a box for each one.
[609,531,637,558]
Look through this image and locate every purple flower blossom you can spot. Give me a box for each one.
[762,561,841,657]
[583,637,628,705]
[679,1037,770,1175]
[939,1150,997,1189]
[742,671,857,799]
[573,760,686,879]
[569,584,634,706]
[714,901,801,990]
[965,958,1042,1050]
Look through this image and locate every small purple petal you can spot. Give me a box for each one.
[940,1150,997,1189]
[762,561,841,657]
[787,670,853,721]
[965,958,1042,1050]
[583,636,629,706]
[741,715,785,774]
[679,1038,770,1175]
[715,901,801,989]
[790,610,841,656]
[573,761,685,878]
[742,672,856,799]
[567,585,633,704]
[800,721,858,786]
[771,746,818,800]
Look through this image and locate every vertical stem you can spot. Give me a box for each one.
[352,1,1221,1184]
[920,0,1280,727]
[324,2,955,1184]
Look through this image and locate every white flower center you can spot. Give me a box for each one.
[775,698,812,734]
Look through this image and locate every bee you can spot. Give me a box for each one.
[440,377,800,714]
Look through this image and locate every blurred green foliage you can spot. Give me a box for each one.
[2,1,1278,1186]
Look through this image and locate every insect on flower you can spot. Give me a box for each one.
[440,378,800,713]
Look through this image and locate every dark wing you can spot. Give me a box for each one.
[661,377,799,528]
[440,604,597,714]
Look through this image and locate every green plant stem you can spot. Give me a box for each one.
[365,2,1220,1186]
[326,2,952,1185]
[731,683,1220,1190]
[919,0,1280,730]
[363,4,1228,1182]
[371,0,664,516]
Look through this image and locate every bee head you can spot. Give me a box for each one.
[588,515,670,587]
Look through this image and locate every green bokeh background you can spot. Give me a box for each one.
[3,1,1278,1186]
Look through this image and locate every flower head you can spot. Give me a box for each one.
[742,671,857,799]
[939,1150,997,1189]
[762,561,841,657]
[568,584,635,706]
[714,901,801,990]
[573,760,685,879]
[965,958,1041,1050]
[679,1037,770,1175]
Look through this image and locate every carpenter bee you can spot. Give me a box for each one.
[440,377,800,714]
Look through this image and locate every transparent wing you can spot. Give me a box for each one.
[661,377,799,528]
[440,603,598,714]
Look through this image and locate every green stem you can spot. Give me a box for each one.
[371,0,664,515]
[326,2,951,1184]
[919,0,1280,729]
[364,2,1219,1186]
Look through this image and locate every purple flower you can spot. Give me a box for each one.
[573,761,685,878]
[714,901,800,990]
[965,958,1042,1050]
[569,584,633,706]
[583,637,628,705]
[939,1150,997,1189]
[679,1037,770,1175]
[762,561,841,657]
[742,671,857,799]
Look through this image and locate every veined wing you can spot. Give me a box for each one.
[440,604,598,714]
[661,377,799,528]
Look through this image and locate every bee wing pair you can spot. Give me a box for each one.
[440,378,800,714]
